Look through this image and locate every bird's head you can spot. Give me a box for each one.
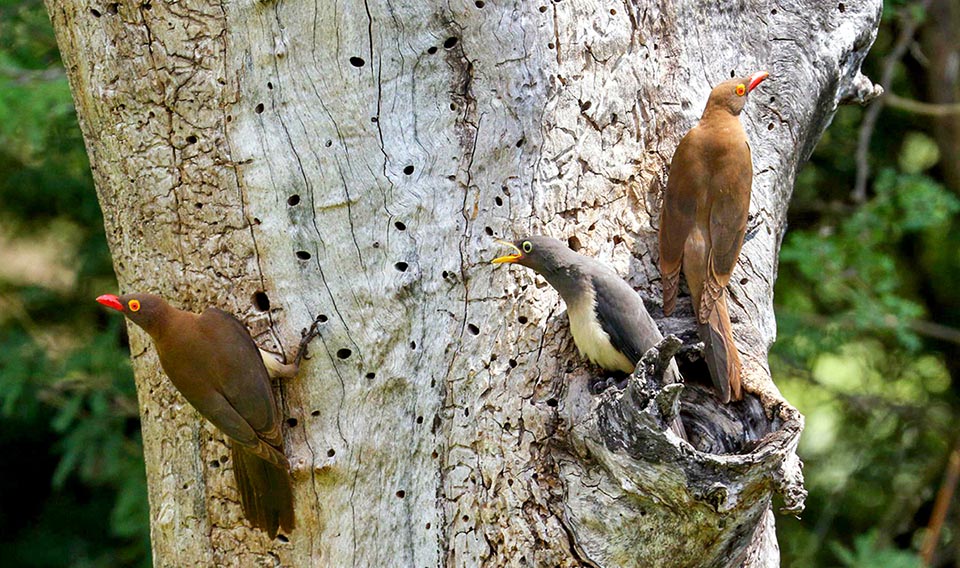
[96,292,169,335]
[706,70,768,115]
[490,236,573,276]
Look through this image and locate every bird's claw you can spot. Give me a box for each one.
[293,314,325,369]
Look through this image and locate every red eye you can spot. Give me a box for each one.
[735,84,746,96]
[128,299,141,312]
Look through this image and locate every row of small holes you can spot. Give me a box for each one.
[253,28,476,358]
[426,36,459,55]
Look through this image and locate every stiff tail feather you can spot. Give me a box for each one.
[697,294,742,403]
[232,443,295,538]
[662,265,682,316]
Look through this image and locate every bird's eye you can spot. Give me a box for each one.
[735,84,746,96]
[128,299,141,312]
[522,241,533,253]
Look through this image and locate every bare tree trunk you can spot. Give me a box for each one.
[923,0,960,193]
[46,0,881,566]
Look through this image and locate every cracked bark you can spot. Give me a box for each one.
[46,0,880,566]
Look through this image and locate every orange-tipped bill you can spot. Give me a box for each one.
[747,71,769,93]
[96,294,124,311]
[491,240,523,264]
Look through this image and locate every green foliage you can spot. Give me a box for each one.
[779,167,958,351]
[831,531,922,568]
[0,306,149,566]
[898,132,940,174]
[774,3,960,566]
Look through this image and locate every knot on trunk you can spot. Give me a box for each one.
[555,335,807,566]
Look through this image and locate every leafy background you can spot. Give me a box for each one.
[0,0,957,566]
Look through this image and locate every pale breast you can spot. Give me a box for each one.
[565,286,635,374]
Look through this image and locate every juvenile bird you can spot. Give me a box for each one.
[659,70,769,403]
[492,236,685,438]
[97,293,320,538]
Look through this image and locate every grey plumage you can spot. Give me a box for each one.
[493,236,686,439]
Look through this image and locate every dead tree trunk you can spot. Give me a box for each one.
[46,0,881,565]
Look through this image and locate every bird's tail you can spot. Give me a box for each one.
[662,265,682,316]
[698,293,742,403]
[232,443,295,538]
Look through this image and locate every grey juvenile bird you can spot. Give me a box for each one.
[492,236,685,439]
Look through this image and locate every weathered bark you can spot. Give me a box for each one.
[46,0,881,566]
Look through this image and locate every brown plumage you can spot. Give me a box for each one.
[97,292,317,538]
[659,71,768,403]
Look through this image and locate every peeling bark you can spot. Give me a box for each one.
[46,0,881,566]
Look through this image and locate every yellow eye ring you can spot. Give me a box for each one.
[128,299,141,312]
[735,84,746,96]
[522,241,533,253]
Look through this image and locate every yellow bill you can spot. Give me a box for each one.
[490,240,523,264]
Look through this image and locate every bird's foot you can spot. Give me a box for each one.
[588,372,629,395]
[293,313,326,369]
[588,376,610,395]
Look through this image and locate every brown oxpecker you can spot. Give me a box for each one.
[97,292,320,538]
[659,70,769,403]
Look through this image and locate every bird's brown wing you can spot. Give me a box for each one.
[701,141,752,320]
[659,130,702,315]
[198,309,284,448]
[152,307,294,535]
[175,383,288,467]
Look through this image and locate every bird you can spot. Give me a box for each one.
[492,236,686,439]
[96,292,321,538]
[659,70,769,403]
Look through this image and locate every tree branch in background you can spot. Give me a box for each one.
[0,66,64,84]
[907,319,960,346]
[853,0,932,202]
[786,310,960,347]
[884,93,960,116]
[921,440,960,566]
